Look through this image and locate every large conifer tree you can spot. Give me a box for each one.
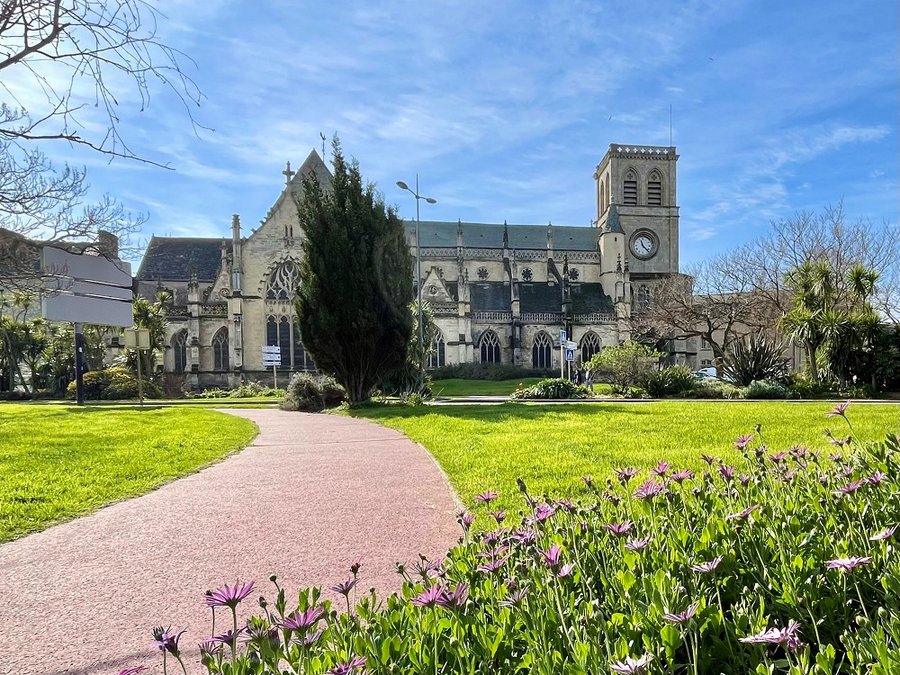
[295,140,413,402]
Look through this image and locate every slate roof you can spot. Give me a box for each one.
[471,282,510,311]
[571,283,614,314]
[520,283,562,313]
[136,237,230,282]
[408,221,598,251]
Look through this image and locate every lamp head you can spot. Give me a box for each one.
[425,197,437,204]
[396,180,409,191]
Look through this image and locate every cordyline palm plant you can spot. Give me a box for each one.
[720,331,788,386]
[779,260,881,384]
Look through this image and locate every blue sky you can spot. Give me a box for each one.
[16,0,899,268]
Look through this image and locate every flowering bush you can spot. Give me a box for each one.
[142,402,900,674]
[510,377,591,400]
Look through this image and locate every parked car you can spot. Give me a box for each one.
[693,367,717,379]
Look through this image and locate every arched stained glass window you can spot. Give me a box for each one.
[532,331,553,369]
[427,330,446,370]
[266,260,301,300]
[172,330,188,373]
[479,330,501,364]
[265,314,314,371]
[580,332,602,363]
[212,328,229,371]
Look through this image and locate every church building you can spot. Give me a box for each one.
[136,143,681,389]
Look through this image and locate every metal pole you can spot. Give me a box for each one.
[136,346,144,407]
[74,322,85,406]
[416,174,423,391]
[273,364,277,389]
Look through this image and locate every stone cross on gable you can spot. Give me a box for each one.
[282,161,295,184]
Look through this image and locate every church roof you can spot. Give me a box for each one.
[409,221,598,251]
[136,236,229,281]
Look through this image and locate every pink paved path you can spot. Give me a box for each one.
[0,410,461,675]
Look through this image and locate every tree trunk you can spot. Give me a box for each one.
[807,344,818,383]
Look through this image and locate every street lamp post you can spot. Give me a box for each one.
[396,175,437,389]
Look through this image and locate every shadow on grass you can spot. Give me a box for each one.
[352,401,653,424]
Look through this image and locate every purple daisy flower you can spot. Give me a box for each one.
[512,529,536,545]
[616,467,641,483]
[718,464,736,481]
[690,556,724,573]
[476,554,510,574]
[663,601,700,625]
[475,490,498,503]
[726,504,760,521]
[633,479,665,500]
[871,525,898,541]
[482,529,503,546]
[700,454,718,466]
[603,521,634,537]
[412,584,447,607]
[768,451,788,463]
[866,470,887,485]
[557,498,576,512]
[625,536,652,551]
[541,543,562,568]
[412,558,441,578]
[671,469,694,483]
[205,581,255,608]
[738,474,751,486]
[330,578,358,596]
[280,606,325,631]
[734,434,754,450]
[610,653,655,674]
[827,400,851,417]
[328,656,367,675]
[457,511,475,530]
[151,627,186,657]
[499,587,529,607]
[650,460,671,477]
[829,435,852,448]
[490,510,507,524]
[557,562,575,578]
[437,583,469,609]
[826,556,872,573]
[833,479,865,497]
[207,627,247,646]
[534,503,557,522]
[294,628,323,647]
[740,621,802,651]
[477,546,509,559]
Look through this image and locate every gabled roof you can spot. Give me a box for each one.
[136,236,230,282]
[408,221,598,251]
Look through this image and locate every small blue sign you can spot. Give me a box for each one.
[565,348,575,362]
[560,329,567,343]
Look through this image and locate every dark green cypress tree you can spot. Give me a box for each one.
[294,140,413,403]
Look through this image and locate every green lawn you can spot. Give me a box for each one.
[430,378,614,397]
[353,401,900,518]
[0,405,257,541]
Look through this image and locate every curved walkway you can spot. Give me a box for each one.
[0,410,461,675]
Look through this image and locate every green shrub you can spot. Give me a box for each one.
[432,362,553,381]
[744,378,791,399]
[587,341,661,394]
[721,332,789,386]
[510,377,591,400]
[785,373,834,399]
[197,382,285,399]
[680,379,744,399]
[281,372,346,411]
[641,364,697,397]
[65,367,160,400]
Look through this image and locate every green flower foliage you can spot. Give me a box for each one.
[510,377,591,400]
[156,408,900,674]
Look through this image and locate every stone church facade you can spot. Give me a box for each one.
[136,143,681,388]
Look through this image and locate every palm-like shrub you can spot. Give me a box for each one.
[642,364,697,397]
[721,332,788,386]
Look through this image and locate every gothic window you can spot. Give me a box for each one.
[599,180,606,215]
[521,268,533,282]
[427,330,446,370]
[623,169,638,206]
[532,331,553,369]
[172,330,188,373]
[647,170,662,206]
[477,267,489,280]
[266,260,301,300]
[212,328,229,371]
[580,331,602,363]
[266,315,314,370]
[479,330,501,364]
[637,285,652,312]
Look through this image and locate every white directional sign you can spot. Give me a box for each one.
[565,340,577,351]
[262,345,281,365]
[41,247,133,327]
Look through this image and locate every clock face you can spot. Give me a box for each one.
[631,233,656,259]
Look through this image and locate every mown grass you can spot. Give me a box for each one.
[431,378,544,397]
[0,405,257,542]
[353,401,900,517]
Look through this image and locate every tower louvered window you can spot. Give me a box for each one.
[647,172,662,206]
[623,170,638,205]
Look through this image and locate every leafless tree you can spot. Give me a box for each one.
[0,1,202,287]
